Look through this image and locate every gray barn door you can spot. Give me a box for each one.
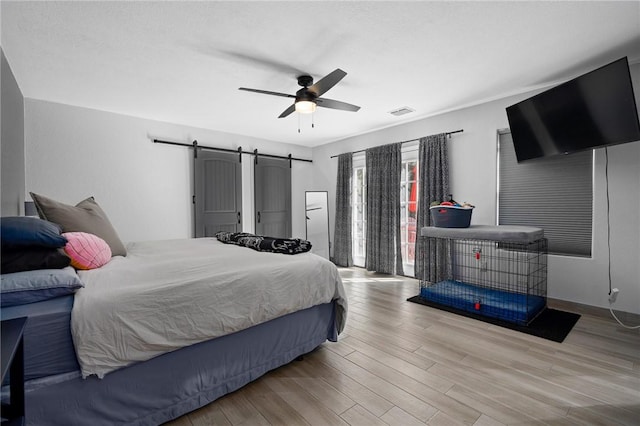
[195,150,242,237]
[255,157,291,238]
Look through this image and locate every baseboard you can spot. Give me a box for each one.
[548,297,640,324]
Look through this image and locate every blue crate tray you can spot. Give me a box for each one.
[420,280,546,325]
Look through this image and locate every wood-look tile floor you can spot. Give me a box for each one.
[166,267,640,425]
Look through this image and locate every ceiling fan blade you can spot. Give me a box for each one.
[216,50,304,75]
[308,69,347,97]
[278,104,296,118]
[238,88,295,99]
[316,97,360,112]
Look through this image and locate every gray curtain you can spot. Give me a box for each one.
[332,153,353,266]
[414,133,450,281]
[365,143,403,275]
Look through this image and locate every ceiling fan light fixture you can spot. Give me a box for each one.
[295,100,317,114]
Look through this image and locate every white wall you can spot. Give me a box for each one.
[24,99,313,242]
[312,64,640,315]
[1,49,25,216]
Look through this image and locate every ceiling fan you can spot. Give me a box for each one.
[239,68,360,118]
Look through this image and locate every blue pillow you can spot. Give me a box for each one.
[1,216,67,248]
[1,267,83,307]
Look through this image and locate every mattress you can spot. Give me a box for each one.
[420,279,546,325]
[0,295,78,381]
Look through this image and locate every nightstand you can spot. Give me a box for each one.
[1,317,27,426]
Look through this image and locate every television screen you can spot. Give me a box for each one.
[506,57,640,162]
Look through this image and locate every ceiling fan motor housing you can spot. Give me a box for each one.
[296,76,317,104]
[296,87,317,103]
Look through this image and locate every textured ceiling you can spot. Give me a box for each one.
[2,1,639,147]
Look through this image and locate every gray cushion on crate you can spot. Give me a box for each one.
[421,225,544,243]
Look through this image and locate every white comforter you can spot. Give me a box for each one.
[72,238,347,378]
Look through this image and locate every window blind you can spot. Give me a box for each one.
[498,130,592,256]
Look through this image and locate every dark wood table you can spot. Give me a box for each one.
[1,317,27,426]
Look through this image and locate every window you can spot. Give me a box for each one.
[352,154,366,266]
[498,130,593,256]
[400,146,418,276]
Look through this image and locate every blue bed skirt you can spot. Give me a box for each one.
[1,295,79,383]
[420,280,545,325]
[24,302,338,425]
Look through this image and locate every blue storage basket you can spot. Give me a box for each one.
[429,205,473,228]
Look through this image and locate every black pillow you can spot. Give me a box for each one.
[1,216,67,248]
[1,247,71,274]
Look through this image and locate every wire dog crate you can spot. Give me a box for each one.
[419,225,547,325]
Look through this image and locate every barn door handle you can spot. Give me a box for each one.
[257,211,261,223]
[237,212,241,224]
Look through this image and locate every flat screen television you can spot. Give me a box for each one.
[506,57,640,162]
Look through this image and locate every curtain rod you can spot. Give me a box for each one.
[329,129,463,158]
[153,139,313,163]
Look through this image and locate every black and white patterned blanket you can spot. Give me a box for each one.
[215,232,312,255]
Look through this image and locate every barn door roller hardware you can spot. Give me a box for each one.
[153,139,312,164]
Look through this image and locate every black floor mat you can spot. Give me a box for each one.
[407,295,580,343]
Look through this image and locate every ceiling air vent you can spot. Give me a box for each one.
[388,106,415,117]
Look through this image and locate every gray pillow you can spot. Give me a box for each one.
[1,266,83,307]
[30,192,127,257]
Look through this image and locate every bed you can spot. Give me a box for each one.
[2,237,347,425]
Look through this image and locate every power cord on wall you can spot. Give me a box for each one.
[604,147,640,329]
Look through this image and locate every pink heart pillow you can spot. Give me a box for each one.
[62,232,112,270]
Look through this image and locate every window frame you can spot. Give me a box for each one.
[400,142,419,276]
[352,153,367,267]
